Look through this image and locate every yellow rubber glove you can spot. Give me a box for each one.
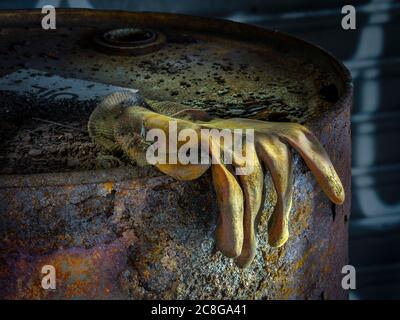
[89,91,344,268]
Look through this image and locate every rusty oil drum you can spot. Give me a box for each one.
[0,9,352,299]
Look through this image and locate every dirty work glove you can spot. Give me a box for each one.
[88,91,344,268]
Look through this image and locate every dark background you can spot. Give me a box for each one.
[1,0,399,299]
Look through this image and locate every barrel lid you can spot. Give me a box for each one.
[0,9,352,124]
[0,10,352,184]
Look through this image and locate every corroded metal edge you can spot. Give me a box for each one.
[0,167,162,188]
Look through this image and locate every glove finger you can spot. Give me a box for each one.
[279,124,344,205]
[256,135,293,248]
[233,142,264,268]
[156,163,210,181]
[210,140,244,258]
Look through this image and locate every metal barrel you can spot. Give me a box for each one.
[0,9,352,299]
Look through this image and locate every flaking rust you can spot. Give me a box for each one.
[0,10,352,299]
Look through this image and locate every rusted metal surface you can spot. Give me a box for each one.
[0,9,352,299]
